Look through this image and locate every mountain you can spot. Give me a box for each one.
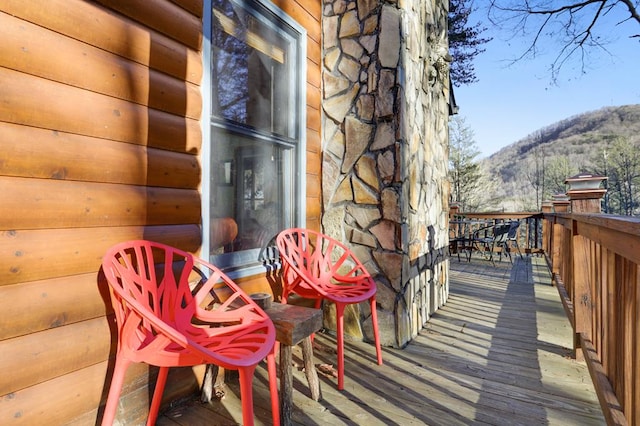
[479,104,640,211]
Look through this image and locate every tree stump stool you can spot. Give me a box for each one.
[265,302,323,426]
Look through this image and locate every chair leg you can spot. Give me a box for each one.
[310,298,323,343]
[101,356,130,426]
[266,352,280,426]
[335,303,345,390]
[238,366,257,426]
[147,366,169,426]
[515,240,524,258]
[370,296,383,366]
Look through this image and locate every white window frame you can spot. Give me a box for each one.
[201,0,306,279]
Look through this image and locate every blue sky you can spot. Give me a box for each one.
[454,5,640,158]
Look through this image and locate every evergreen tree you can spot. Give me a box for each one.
[448,116,484,211]
[449,0,492,86]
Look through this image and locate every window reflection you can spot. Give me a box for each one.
[209,0,301,268]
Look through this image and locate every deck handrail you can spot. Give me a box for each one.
[542,212,640,426]
[449,212,544,255]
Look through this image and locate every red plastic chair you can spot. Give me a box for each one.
[101,240,279,426]
[276,228,383,390]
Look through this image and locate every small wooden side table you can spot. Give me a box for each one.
[264,302,323,425]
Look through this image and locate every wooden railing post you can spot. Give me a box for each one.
[566,174,607,361]
[571,228,590,360]
[551,195,570,279]
[565,174,607,214]
[541,201,553,264]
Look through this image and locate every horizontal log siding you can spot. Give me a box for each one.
[0,0,322,423]
[0,123,201,188]
[292,2,322,233]
[1,0,202,84]
[0,0,203,424]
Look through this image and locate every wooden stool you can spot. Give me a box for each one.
[200,300,322,425]
[265,302,322,426]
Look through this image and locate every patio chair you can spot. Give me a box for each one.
[472,222,511,266]
[499,220,524,261]
[276,228,383,390]
[101,240,279,426]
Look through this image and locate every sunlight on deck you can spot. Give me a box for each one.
[160,256,605,425]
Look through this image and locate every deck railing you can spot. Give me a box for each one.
[449,211,545,256]
[543,212,640,426]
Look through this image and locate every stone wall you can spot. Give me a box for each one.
[321,0,451,347]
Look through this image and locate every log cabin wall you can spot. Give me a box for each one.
[0,0,321,424]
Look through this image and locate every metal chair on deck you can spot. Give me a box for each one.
[101,240,279,426]
[473,221,523,265]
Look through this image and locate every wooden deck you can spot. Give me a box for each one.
[158,256,605,425]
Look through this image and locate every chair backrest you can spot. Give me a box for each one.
[276,228,371,296]
[102,240,276,366]
[507,220,520,239]
[492,223,511,243]
[103,240,198,334]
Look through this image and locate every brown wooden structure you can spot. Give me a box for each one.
[0,0,321,424]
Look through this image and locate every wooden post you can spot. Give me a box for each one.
[552,193,571,213]
[565,174,607,213]
[565,174,607,360]
[541,201,553,259]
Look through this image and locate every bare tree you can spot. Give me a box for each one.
[608,137,640,215]
[523,134,546,210]
[487,1,640,81]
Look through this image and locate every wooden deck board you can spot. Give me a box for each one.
[158,256,605,425]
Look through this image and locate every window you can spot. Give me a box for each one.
[207,0,305,272]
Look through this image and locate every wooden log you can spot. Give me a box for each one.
[307,104,321,134]
[306,174,321,198]
[0,317,112,395]
[307,57,321,88]
[0,12,201,120]
[0,273,109,340]
[95,0,202,50]
[307,82,321,110]
[0,224,201,285]
[307,37,321,66]
[0,68,202,153]
[0,176,201,230]
[270,0,321,42]
[0,358,198,426]
[0,122,200,188]
[0,0,202,84]
[0,361,109,425]
[171,0,204,18]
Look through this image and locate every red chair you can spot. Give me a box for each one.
[276,228,382,390]
[101,240,279,426]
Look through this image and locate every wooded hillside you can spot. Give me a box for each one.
[479,104,640,212]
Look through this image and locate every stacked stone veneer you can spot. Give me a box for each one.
[321,0,451,348]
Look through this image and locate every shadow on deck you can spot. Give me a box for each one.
[158,256,605,425]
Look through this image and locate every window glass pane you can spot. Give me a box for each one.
[211,0,294,138]
[210,128,291,258]
[209,0,302,270]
